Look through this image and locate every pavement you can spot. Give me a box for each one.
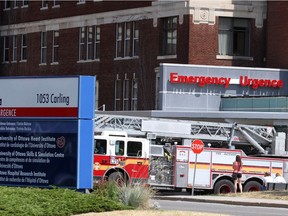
[154,193,288,209]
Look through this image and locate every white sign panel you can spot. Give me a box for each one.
[0,77,79,118]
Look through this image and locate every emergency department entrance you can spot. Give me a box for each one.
[158,63,288,112]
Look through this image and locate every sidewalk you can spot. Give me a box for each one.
[154,194,288,208]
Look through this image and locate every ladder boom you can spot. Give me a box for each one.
[94,114,275,147]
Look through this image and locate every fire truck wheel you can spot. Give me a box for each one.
[214,179,234,194]
[243,181,262,192]
[108,172,125,185]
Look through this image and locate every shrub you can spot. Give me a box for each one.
[116,184,156,209]
[93,180,119,202]
[0,186,129,216]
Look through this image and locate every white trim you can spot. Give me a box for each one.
[52,5,60,9]
[114,56,139,61]
[77,59,100,63]
[157,55,177,60]
[77,0,86,5]
[216,55,253,61]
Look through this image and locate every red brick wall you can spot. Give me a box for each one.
[266,1,288,69]
[0,8,268,111]
[188,16,266,67]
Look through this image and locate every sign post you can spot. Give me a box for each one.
[191,139,204,196]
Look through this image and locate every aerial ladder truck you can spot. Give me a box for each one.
[93,114,288,194]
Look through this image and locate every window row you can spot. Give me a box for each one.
[114,74,138,111]
[40,31,59,64]
[79,26,100,61]
[116,22,139,58]
[95,139,143,157]
[2,0,103,10]
[1,17,252,64]
[3,0,29,9]
[2,31,59,64]
[2,34,27,62]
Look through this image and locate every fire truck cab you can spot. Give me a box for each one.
[93,131,150,185]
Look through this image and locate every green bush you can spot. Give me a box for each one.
[0,181,156,215]
[0,186,129,216]
[93,180,120,201]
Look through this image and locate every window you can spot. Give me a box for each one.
[21,34,27,60]
[22,0,28,7]
[218,17,250,56]
[133,22,139,56]
[114,74,137,111]
[127,141,142,157]
[114,76,121,110]
[52,30,59,63]
[41,0,48,8]
[94,26,100,59]
[79,27,85,60]
[94,139,107,154]
[161,17,177,55]
[124,23,131,57]
[115,140,124,156]
[53,0,59,7]
[116,21,139,58]
[40,32,47,64]
[87,26,93,60]
[131,77,138,110]
[116,24,123,58]
[123,77,129,110]
[12,35,17,62]
[13,0,18,8]
[4,0,11,9]
[79,26,100,61]
[3,36,9,62]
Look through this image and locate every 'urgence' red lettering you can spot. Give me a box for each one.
[239,76,283,89]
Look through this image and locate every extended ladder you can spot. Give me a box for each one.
[94,114,275,153]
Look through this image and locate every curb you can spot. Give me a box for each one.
[154,196,288,209]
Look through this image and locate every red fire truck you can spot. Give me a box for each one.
[93,115,288,193]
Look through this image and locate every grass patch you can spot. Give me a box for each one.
[218,190,288,200]
[0,186,130,216]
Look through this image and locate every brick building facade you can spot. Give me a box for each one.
[0,1,281,112]
[266,1,288,69]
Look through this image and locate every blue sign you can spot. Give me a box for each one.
[0,76,95,190]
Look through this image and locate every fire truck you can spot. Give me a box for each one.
[93,114,288,193]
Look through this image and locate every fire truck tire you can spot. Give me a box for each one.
[108,172,125,185]
[244,181,262,192]
[214,179,234,194]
